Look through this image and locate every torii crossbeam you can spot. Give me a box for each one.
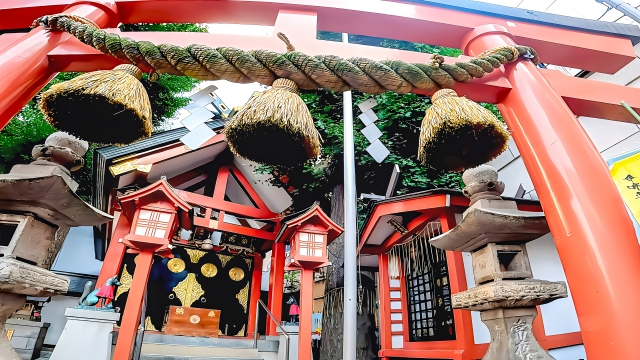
[1,1,640,359]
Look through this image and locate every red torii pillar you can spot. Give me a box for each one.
[462,25,640,359]
[267,242,286,336]
[0,0,118,128]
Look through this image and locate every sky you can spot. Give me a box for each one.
[169,0,640,129]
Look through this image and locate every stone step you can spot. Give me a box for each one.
[142,333,279,352]
[141,343,260,358]
[140,356,263,360]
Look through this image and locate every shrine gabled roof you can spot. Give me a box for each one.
[358,188,543,252]
[402,0,640,45]
[275,202,344,244]
[92,120,228,213]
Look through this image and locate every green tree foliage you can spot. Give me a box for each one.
[118,23,208,33]
[317,31,463,57]
[257,32,504,225]
[0,23,207,201]
[256,90,466,226]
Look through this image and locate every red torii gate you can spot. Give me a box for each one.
[2,0,640,359]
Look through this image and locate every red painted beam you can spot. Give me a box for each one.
[542,69,640,124]
[0,1,67,31]
[1,0,635,73]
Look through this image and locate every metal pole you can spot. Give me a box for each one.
[341,32,357,360]
[621,101,640,123]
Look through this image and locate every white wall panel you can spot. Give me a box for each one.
[41,295,80,345]
[52,226,103,276]
[587,57,640,86]
[493,159,534,198]
[526,234,581,335]
[462,252,491,344]
[487,146,515,171]
[548,345,587,360]
[578,117,640,153]
[601,132,640,160]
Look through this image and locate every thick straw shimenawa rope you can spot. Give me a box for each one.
[32,14,539,94]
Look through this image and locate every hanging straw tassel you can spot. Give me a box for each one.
[39,64,153,145]
[418,89,510,172]
[224,78,321,165]
[224,33,320,166]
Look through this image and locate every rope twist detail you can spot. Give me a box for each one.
[32,15,539,94]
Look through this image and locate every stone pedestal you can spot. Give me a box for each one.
[0,258,69,360]
[50,308,120,360]
[277,325,299,360]
[481,308,553,360]
[0,293,26,360]
[6,318,50,360]
[430,165,569,360]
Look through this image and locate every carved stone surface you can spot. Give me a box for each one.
[480,307,556,360]
[42,226,70,271]
[430,207,550,252]
[0,258,69,296]
[452,279,567,311]
[0,213,59,269]
[472,243,532,285]
[0,164,112,227]
[462,165,505,205]
[31,132,88,173]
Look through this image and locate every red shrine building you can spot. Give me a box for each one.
[5,1,640,360]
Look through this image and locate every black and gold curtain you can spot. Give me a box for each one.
[113,246,254,337]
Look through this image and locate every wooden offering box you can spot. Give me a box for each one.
[163,306,221,338]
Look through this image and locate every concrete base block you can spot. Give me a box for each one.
[277,325,299,360]
[480,308,555,360]
[0,293,25,360]
[50,308,120,360]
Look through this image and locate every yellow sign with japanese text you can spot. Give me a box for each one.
[610,151,640,224]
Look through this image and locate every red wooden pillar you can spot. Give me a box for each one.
[247,253,263,338]
[439,212,475,358]
[267,242,286,336]
[298,268,315,360]
[112,248,154,360]
[377,253,392,352]
[0,0,118,128]
[96,212,130,287]
[462,24,640,359]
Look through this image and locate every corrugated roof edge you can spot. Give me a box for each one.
[402,0,640,45]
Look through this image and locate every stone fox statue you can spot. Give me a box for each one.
[78,276,121,309]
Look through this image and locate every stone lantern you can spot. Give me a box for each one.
[0,132,112,360]
[430,165,568,360]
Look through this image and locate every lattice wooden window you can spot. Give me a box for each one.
[389,221,456,342]
[405,255,455,341]
[298,232,323,257]
[134,210,171,238]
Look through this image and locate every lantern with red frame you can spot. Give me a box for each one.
[289,224,330,268]
[119,179,192,257]
[279,203,343,270]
